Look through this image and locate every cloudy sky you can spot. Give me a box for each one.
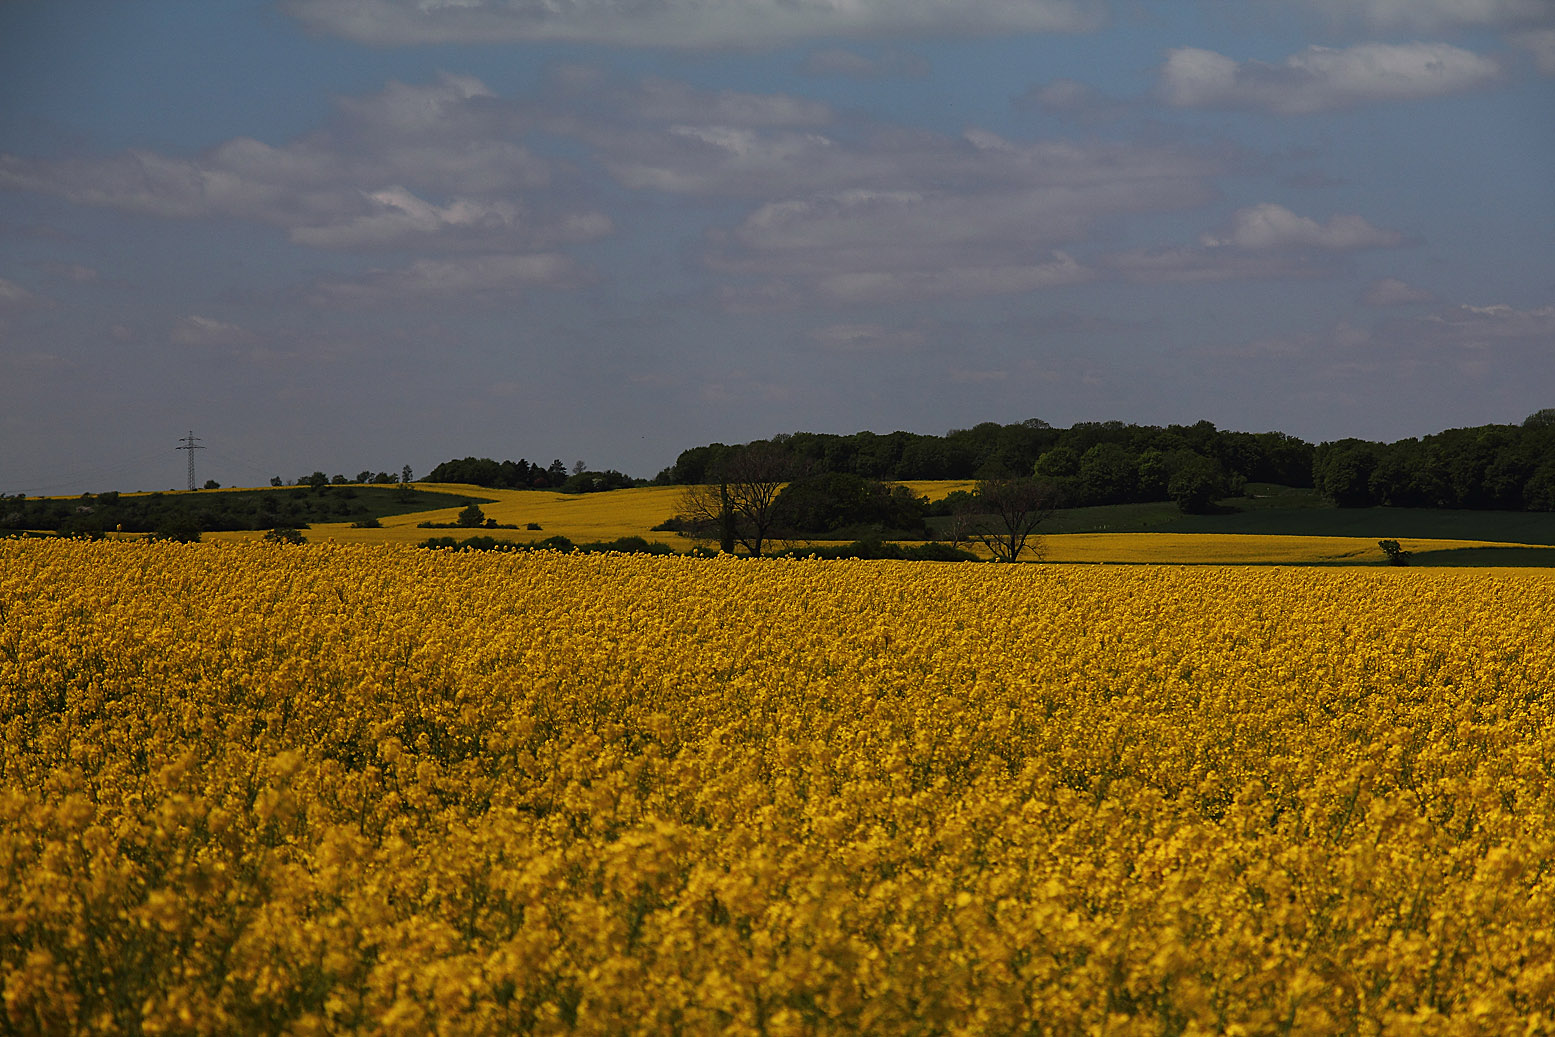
[2,0,1552,493]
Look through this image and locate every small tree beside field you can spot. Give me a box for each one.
[970,477,1058,562]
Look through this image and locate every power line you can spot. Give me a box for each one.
[204,446,282,486]
[3,447,176,497]
[176,431,205,491]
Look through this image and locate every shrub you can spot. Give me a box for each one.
[1379,539,1411,566]
[152,519,202,543]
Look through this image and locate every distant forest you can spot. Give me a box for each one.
[1313,414,1555,511]
[662,419,1310,512]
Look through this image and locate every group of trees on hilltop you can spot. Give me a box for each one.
[1314,411,1555,511]
[662,420,1311,512]
[268,466,412,489]
[424,457,640,493]
[268,467,413,489]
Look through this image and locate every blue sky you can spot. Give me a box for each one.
[2,0,1552,493]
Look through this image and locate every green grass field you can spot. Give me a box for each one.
[1014,485,1555,546]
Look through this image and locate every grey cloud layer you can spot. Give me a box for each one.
[0,69,1413,310]
[685,129,1218,303]
[281,0,1104,47]
[1294,0,1555,31]
[309,254,590,307]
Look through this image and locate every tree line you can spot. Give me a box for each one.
[0,486,469,540]
[663,419,1312,512]
[424,457,639,493]
[1313,411,1555,510]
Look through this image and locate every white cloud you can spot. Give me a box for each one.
[1426,302,1555,343]
[0,277,47,313]
[1109,246,1324,284]
[808,323,927,351]
[800,48,930,79]
[289,186,611,250]
[1363,277,1434,305]
[1160,42,1501,114]
[170,315,260,347]
[630,79,834,126]
[1200,203,1405,251]
[818,253,1095,304]
[0,76,604,261]
[1111,204,1404,283]
[308,253,589,306]
[281,0,1106,48]
[333,73,498,136]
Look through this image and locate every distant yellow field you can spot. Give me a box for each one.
[201,482,1551,565]
[207,484,687,547]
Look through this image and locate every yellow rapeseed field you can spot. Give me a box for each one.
[4,539,1555,1034]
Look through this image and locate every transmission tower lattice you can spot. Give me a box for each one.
[177,431,204,491]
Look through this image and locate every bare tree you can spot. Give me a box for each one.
[970,477,1058,562]
[674,442,795,557]
[946,496,977,551]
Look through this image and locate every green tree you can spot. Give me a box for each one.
[1076,443,1138,505]
[456,503,486,528]
[1135,449,1171,500]
[1034,446,1080,479]
[1168,456,1224,514]
[772,472,927,537]
[1313,440,1379,507]
[1378,539,1411,566]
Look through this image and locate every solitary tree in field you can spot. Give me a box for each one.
[970,477,1058,562]
[675,443,795,557]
